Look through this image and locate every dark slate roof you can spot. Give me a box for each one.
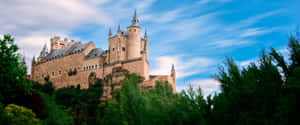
[86,48,105,59]
[43,42,91,61]
[45,42,76,61]
[68,43,89,55]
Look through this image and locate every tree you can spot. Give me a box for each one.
[213,50,283,124]
[41,93,74,125]
[101,100,126,125]
[120,73,144,125]
[63,79,103,125]
[3,104,41,125]
[0,34,32,104]
[270,36,300,125]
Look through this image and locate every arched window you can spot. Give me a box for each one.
[122,47,125,51]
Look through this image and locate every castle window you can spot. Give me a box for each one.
[112,48,115,51]
[122,47,125,51]
[59,70,61,75]
[129,29,131,32]
[89,66,91,69]
[134,29,136,32]
[95,64,98,68]
[52,72,54,76]
[92,65,94,69]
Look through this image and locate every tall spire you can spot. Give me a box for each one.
[40,43,48,57]
[22,55,26,66]
[171,64,175,70]
[144,29,148,37]
[131,9,139,26]
[109,27,112,36]
[118,24,121,32]
[32,56,36,64]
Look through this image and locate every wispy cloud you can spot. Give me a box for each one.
[209,39,253,48]
[176,78,221,97]
[226,10,282,31]
[197,0,232,5]
[197,0,212,5]
[240,27,280,37]
[151,56,216,79]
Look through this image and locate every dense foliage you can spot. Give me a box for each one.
[0,34,299,125]
[2,104,41,125]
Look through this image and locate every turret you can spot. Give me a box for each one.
[171,64,176,81]
[127,10,141,60]
[117,24,122,37]
[108,27,112,38]
[144,30,148,41]
[31,56,36,65]
[131,9,139,26]
[21,55,26,67]
[39,43,48,58]
[31,56,36,80]
[118,24,121,32]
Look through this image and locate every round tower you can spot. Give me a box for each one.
[127,10,141,60]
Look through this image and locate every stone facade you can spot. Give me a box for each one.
[30,11,176,100]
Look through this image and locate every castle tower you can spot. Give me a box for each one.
[127,10,141,60]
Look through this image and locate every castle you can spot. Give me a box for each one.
[30,11,176,100]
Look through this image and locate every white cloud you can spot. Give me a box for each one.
[151,56,216,79]
[176,78,221,97]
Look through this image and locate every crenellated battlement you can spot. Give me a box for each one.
[50,36,70,52]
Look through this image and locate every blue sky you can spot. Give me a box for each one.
[1,0,299,96]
